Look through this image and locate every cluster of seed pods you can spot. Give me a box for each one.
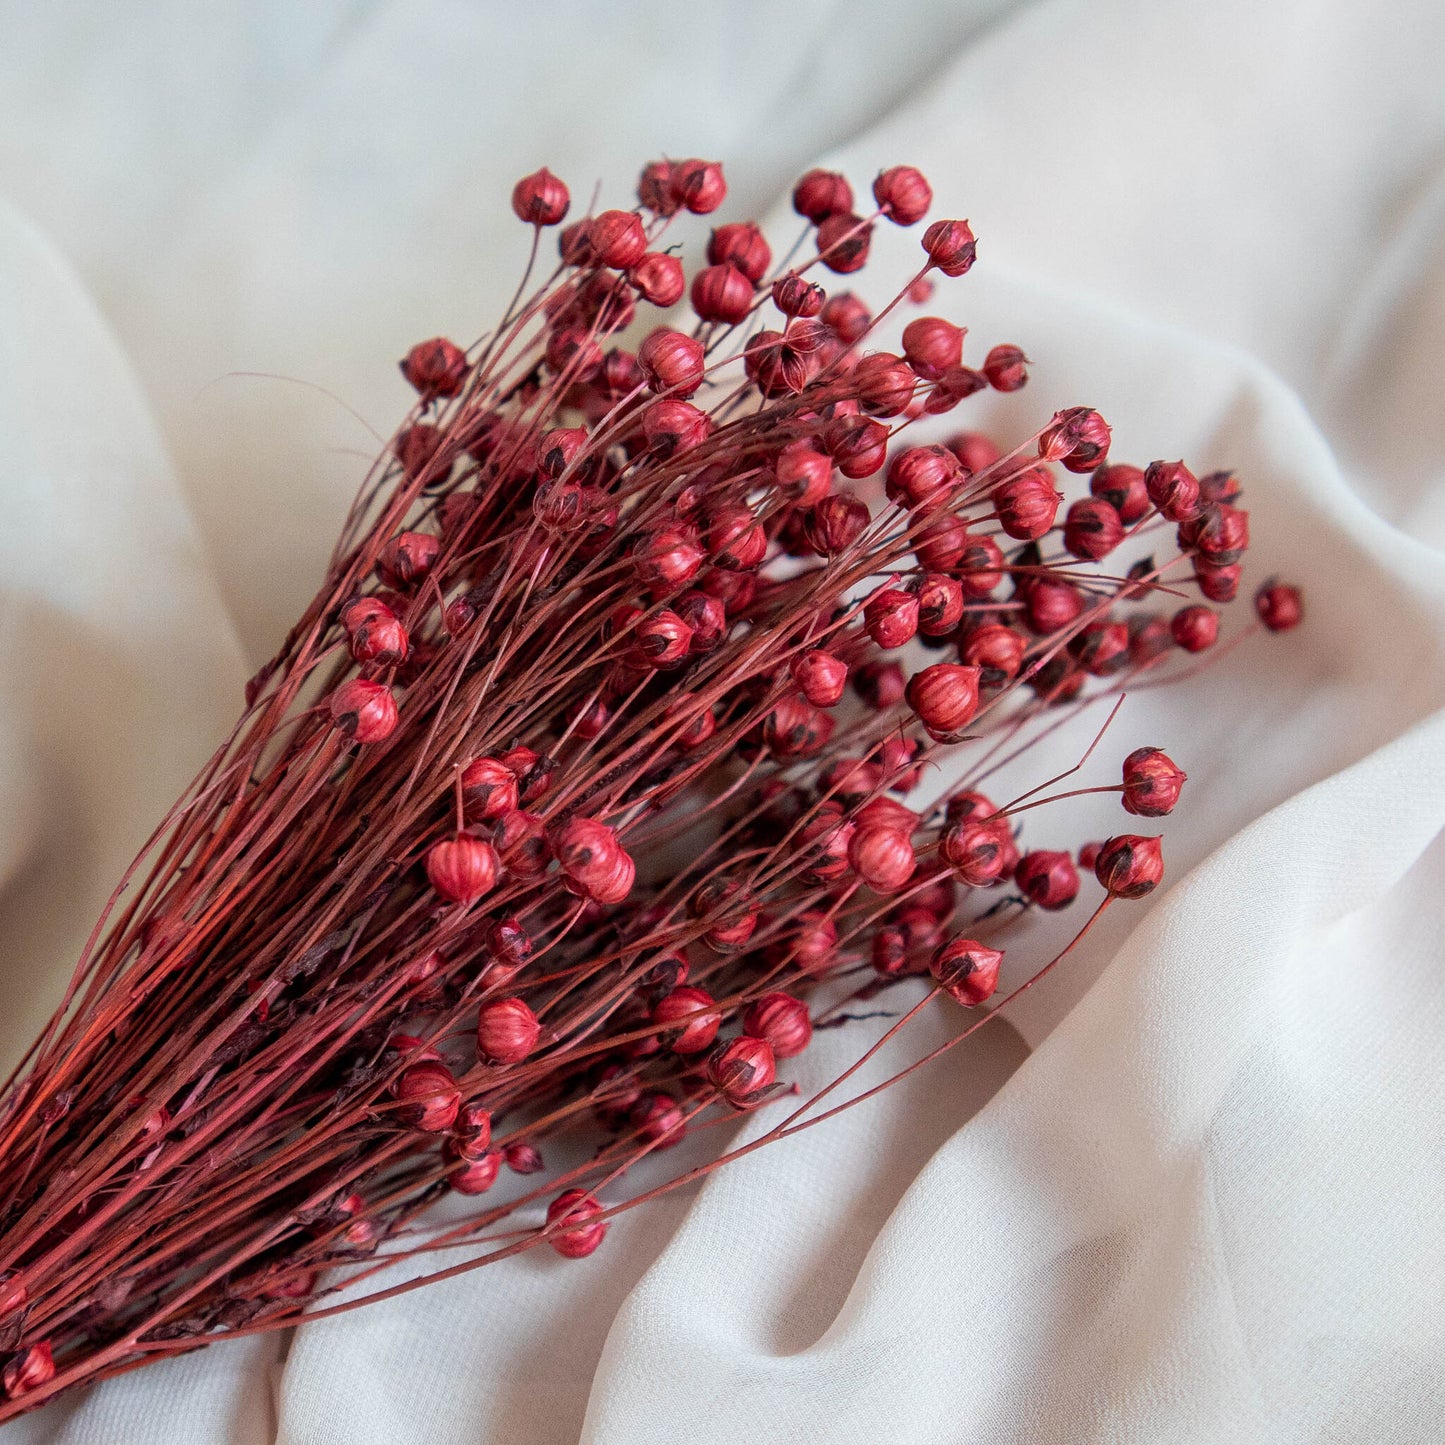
[0,154,1301,1415]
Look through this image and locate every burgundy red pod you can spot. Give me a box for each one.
[823,414,890,478]
[853,353,917,417]
[628,252,685,307]
[631,1092,687,1148]
[901,317,964,380]
[1037,407,1111,473]
[1256,580,1303,631]
[400,338,469,400]
[639,328,706,396]
[1144,460,1201,522]
[633,522,704,592]
[329,679,398,744]
[804,494,870,555]
[791,649,848,708]
[1095,834,1164,898]
[886,445,962,511]
[1015,849,1080,910]
[348,609,409,666]
[588,209,648,270]
[708,221,772,281]
[477,997,541,1064]
[546,1189,608,1257]
[922,219,977,276]
[670,158,727,214]
[460,757,519,821]
[1063,497,1125,560]
[1121,747,1187,817]
[982,345,1028,391]
[865,584,920,649]
[2,1342,55,1400]
[553,817,635,904]
[512,167,570,225]
[940,819,1011,887]
[873,165,933,224]
[707,1036,777,1107]
[1171,605,1219,653]
[706,506,767,571]
[426,837,500,904]
[816,212,873,274]
[447,1148,502,1195]
[392,1060,461,1132]
[849,824,917,893]
[929,937,1004,1006]
[793,168,854,222]
[960,624,1026,688]
[652,986,721,1054]
[993,469,1059,540]
[1090,462,1151,523]
[377,531,440,589]
[691,263,753,324]
[772,275,826,318]
[743,992,813,1059]
[906,663,981,741]
[821,291,872,343]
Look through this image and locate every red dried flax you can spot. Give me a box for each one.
[0,155,1302,1418]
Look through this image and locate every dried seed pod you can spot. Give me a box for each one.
[588,209,648,270]
[670,158,726,214]
[982,344,1028,390]
[793,167,854,222]
[377,531,440,589]
[1037,407,1111,473]
[393,1061,461,1132]
[2,1342,55,1400]
[901,317,964,380]
[849,824,917,893]
[1121,748,1187,817]
[651,986,721,1055]
[742,993,813,1059]
[1095,834,1164,898]
[477,998,541,1065]
[1144,460,1201,522]
[1255,580,1303,632]
[993,469,1059,540]
[460,758,520,822]
[691,263,753,324]
[873,165,933,224]
[1171,605,1219,653]
[639,328,706,397]
[400,338,469,400]
[906,663,980,742]
[1015,850,1080,911]
[922,219,977,276]
[791,649,848,708]
[929,937,1004,1006]
[329,679,398,744]
[1063,497,1125,560]
[817,212,873,274]
[546,1189,608,1258]
[425,837,500,904]
[706,1037,777,1107]
[628,252,686,307]
[708,221,771,281]
[512,167,570,225]
[447,1148,502,1195]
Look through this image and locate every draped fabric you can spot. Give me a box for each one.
[1,2,1442,1438]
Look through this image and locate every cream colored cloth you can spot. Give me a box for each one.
[1,1,1442,1439]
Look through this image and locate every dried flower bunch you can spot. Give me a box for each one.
[0,155,1301,1418]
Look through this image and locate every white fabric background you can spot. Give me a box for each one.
[1,1,1442,1439]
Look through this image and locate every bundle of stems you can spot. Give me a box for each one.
[0,155,1301,1419]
